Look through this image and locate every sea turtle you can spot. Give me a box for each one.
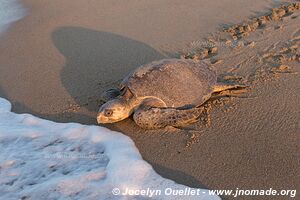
[97,59,244,129]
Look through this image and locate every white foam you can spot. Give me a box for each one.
[0,97,11,112]
[0,0,26,34]
[0,97,220,199]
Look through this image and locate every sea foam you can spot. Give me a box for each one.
[0,97,220,200]
[0,0,25,34]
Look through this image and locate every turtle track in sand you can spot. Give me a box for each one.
[176,1,300,145]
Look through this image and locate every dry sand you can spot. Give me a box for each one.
[0,0,299,199]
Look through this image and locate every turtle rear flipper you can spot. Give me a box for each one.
[133,106,204,129]
[212,83,248,99]
[212,83,247,93]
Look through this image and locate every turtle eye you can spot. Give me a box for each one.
[104,109,113,117]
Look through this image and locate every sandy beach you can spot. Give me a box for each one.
[0,0,299,199]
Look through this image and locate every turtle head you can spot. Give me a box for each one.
[97,89,136,124]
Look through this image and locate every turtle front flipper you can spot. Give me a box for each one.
[212,83,248,98]
[100,88,121,102]
[133,105,204,129]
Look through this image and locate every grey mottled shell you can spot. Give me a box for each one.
[120,59,217,107]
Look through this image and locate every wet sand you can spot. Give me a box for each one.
[0,0,299,199]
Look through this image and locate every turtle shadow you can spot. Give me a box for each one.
[52,26,165,115]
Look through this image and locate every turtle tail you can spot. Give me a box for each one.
[133,106,205,129]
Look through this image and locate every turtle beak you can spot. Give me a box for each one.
[97,104,109,124]
[96,114,102,124]
[97,113,108,124]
